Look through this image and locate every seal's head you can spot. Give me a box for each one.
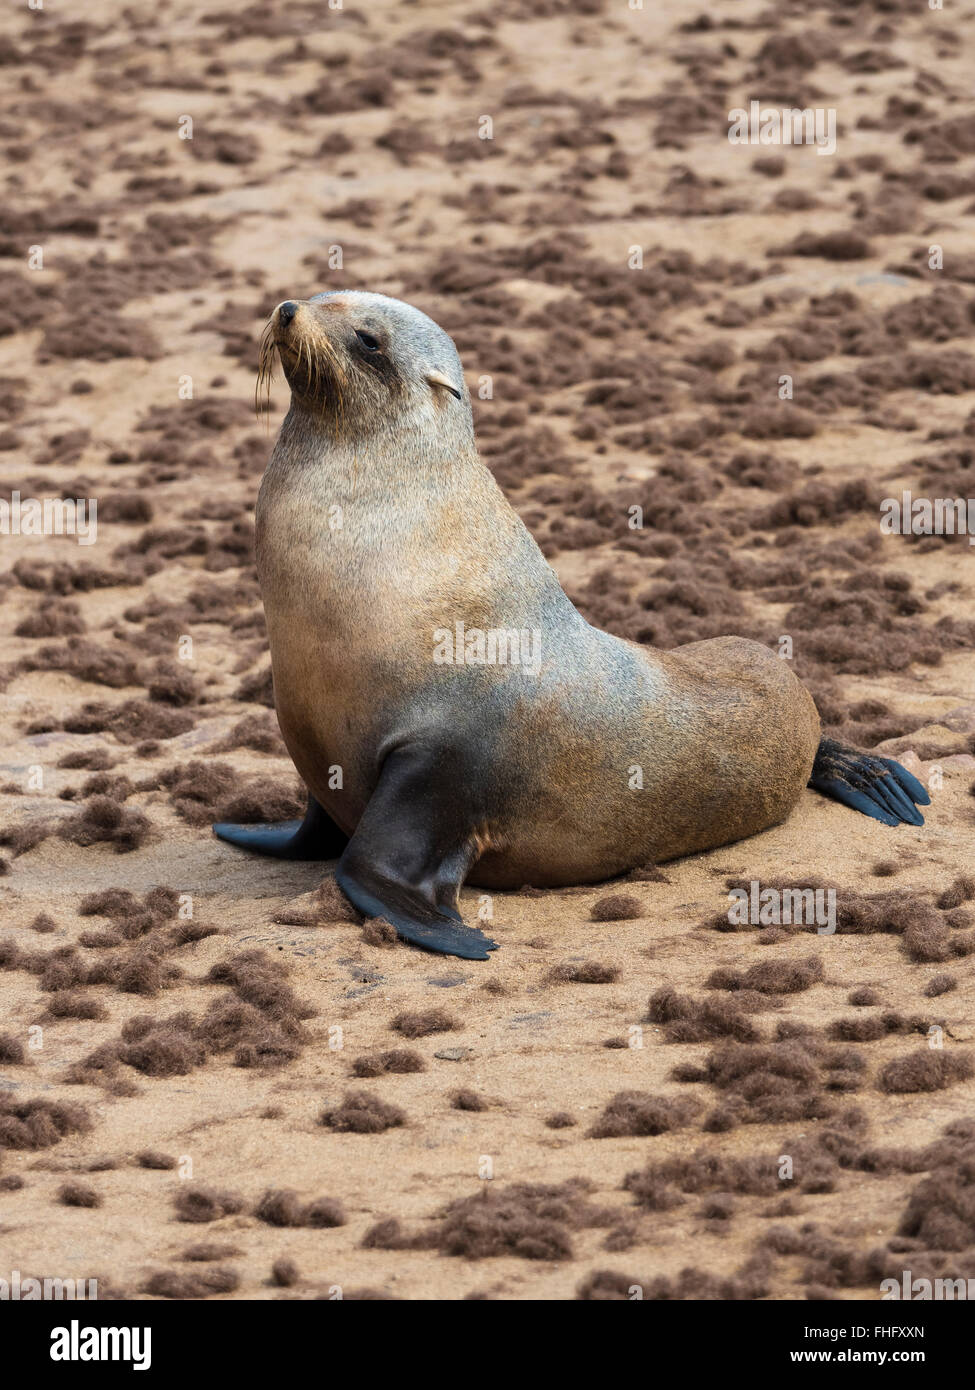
[258,290,470,440]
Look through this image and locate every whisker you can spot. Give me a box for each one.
[259,313,354,438]
[255,318,276,431]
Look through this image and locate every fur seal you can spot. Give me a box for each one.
[214,290,929,960]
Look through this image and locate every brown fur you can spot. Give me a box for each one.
[255,292,820,890]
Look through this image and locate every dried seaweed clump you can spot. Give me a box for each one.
[623,1146,790,1213]
[588,1091,699,1139]
[0,1096,91,1150]
[878,1049,973,1095]
[212,779,303,825]
[58,1182,101,1208]
[313,877,362,921]
[73,884,190,950]
[363,1179,615,1261]
[751,1121,975,1294]
[923,974,956,998]
[548,960,620,984]
[646,986,762,1043]
[137,1150,177,1170]
[254,1189,346,1228]
[181,1243,240,1262]
[848,986,880,1007]
[58,795,150,852]
[706,956,824,995]
[45,991,106,1020]
[577,1252,773,1301]
[936,876,975,910]
[451,1088,488,1112]
[65,948,314,1089]
[159,760,238,825]
[198,949,314,1068]
[271,1257,300,1287]
[390,1009,457,1038]
[351,1048,425,1078]
[590,894,642,922]
[142,1267,239,1298]
[673,1038,849,1126]
[117,1014,207,1078]
[710,889,972,966]
[320,1090,406,1134]
[360,917,398,946]
[896,1123,975,1252]
[825,1011,926,1043]
[173,1185,245,1224]
[274,877,363,928]
[146,661,200,707]
[209,713,282,755]
[0,1033,25,1063]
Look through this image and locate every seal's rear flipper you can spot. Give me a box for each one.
[808,737,929,827]
[335,743,499,961]
[213,794,349,860]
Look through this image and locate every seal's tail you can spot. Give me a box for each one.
[808,737,929,827]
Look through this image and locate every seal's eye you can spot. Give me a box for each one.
[355,330,380,352]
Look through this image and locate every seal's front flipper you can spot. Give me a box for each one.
[808,737,929,827]
[336,743,498,961]
[213,794,349,860]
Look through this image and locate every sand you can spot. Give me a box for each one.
[1,0,974,1301]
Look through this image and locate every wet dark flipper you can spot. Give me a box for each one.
[213,794,349,860]
[336,742,499,961]
[808,737,929,827]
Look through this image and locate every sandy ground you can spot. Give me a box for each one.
[1,0,974,1301]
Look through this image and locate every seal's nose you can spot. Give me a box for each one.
[277,300,298,326]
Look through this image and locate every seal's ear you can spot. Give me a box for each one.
[425,369,462,401]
